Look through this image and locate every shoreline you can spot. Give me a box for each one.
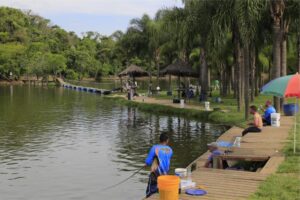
[104,95,247,127]
[0,80,24,85]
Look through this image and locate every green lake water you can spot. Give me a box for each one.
[0,85,228,200]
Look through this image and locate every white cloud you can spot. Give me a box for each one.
[0,0,183,17]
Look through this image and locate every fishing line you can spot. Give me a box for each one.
[102,165,145,191]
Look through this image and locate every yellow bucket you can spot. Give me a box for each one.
[158,175,180,200]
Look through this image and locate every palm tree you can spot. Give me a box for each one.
[209,0,265,119]
[270,0,285,111]
[184,0,219,94]
[287,0,300,72]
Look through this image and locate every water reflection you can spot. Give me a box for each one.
[0,86,228,200]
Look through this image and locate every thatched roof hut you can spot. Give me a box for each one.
[160,60,197,77]
[118,64,149,77]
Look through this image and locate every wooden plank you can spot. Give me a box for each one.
[260,156,284,174]
[218,154,269,161]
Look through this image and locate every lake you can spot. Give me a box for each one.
[0,85,228,200]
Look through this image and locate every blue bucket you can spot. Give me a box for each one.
[283,103,299,116]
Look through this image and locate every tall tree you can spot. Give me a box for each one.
[271,0,285,112]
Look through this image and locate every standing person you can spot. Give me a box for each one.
[126,80,132,100]
[145,133,173,198]
[261,100,276,126]
[213,80,220,90]
[148,81,152,96]
[242,105,263,136]
[128,80,134,100]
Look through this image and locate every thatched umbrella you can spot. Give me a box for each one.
[118,64,149,92]
[118,64,148,80]
[160,59,197,98]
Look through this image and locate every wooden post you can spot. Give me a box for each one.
[213,156,222,169]
[178,75,181,99]
[120,77,123,92]
[169,74,171,93]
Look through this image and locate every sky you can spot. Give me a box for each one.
[0,0,183,36]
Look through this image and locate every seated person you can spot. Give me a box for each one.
[187,88,194,98]
[204,142,223,168]
[262,100,276,126]
[242,105,263,136]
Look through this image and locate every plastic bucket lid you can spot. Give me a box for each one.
[175,168,187,173]
[185,189,207,196]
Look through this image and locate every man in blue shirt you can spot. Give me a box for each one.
[204,142,223,168]
[262,100,276,126]
[145,133,173,198]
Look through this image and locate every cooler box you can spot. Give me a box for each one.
[283,103,299,116]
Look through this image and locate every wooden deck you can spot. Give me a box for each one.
[147,116,294,200]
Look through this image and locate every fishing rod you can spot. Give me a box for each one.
[102,165,145,191]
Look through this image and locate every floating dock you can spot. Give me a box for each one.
[147,116,294,200]
[56,78,111,95]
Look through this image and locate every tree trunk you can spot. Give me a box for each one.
[225,64,231,96]
[207,67,211,90]
[271,0,285,112]
[281,38,287,76]
[227,66,232,95]
[255,50,260,96]
[155,49,160,87]
[280,31,287,107]
[244,44,250,120]
[156,60,160,87]
[272,23,282,112]
[268,58,272,81]
[220,63,225,96]
[233,22,243,111]
[250,47,256,102]
[200,48,208,93]
[198,57,202,93]
[240,46,245,111]
[298,34,300,72]
[168,74,171,92]
[232,65,236,98]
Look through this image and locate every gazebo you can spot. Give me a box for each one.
[160,59,197,98]
[118,64,148,80]
[118,64,149,92]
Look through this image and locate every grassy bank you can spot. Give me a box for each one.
[104,96,211,121]
[249,114,300,200]
[105,93,278,127]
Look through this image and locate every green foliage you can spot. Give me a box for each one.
[0,2,299,83]
[65,69,79,80]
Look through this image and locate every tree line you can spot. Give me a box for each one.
[0,0,299,117]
